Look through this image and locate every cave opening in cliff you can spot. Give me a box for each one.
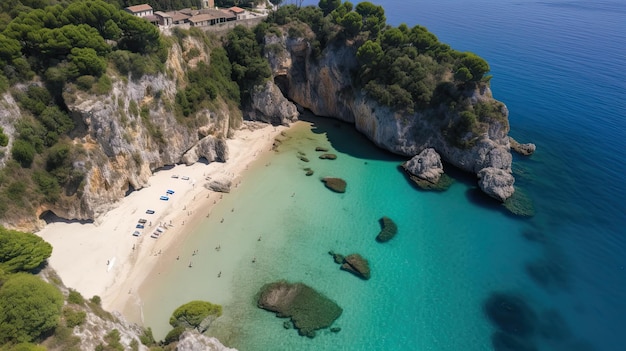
[124,182,136,197]
[39,210,93,225]
[197,157,209,165]
[274,75,289,97]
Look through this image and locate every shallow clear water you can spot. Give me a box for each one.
[142,1,626,350]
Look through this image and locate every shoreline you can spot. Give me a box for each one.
[37,122,289,321]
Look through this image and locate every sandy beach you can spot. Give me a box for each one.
[37,122,287,316]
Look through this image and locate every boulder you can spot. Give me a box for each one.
[204,177,232,193]
[321,177,346,193]
[319,153,337,160]
[376,216,398,242]
[341,254,371,280]
[402,148,444,184]
[257,281,342,338]
[478,167,515,202]
[509,137,536,156]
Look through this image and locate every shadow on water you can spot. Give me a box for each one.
[298,112,405,162]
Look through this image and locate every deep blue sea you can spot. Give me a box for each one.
[142,1,626,350]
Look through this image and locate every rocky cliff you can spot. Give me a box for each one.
[0,34,294,230]
[265,33,515,201]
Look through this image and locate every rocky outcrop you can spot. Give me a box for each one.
[478,167,515,202]
[257,281,342,338]
[204,176,232,193]
[376,216,398,243]
[402,148,444,184]
[182,136,228,165]
[248,81,299,125]
[321,177,346,193]
[176,331,238,351]
[266,31,515,200]
[340,254,371,280]
[509,137,536,156]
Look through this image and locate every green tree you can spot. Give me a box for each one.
[459,52,489,81]
[0,33,21,66]
[340,11,362,37]
[318,0,340,16]
[0,227,53,273]
[0,273,63,343]
[355,1,385,38]
[68,47,107,77]
[0,126,9,147]
[356,40,383,66]
[169,300,222,329]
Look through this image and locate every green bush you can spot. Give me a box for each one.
[32,170,61,203]
[6,343,46,351]
[11,139,35,167]
[163,326,186,345]
[0,273,63,343]
[0,126,9,147]
[75,75,96,90]
[67,289,85,305]
[90,295,101,305]
[63,307,87,328]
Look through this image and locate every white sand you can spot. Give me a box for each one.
[37,123,287,314]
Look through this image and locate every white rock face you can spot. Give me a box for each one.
[265,32,516,200]
[248,80,299,125]
[402,148,444,183]
[478,167,515,202]
[176,331,238,351]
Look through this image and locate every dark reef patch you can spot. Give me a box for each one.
[484,292,537,337]
[257,281,342,338]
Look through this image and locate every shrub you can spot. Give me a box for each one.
[163,326,186,345]
[11,139,35,167]
[67,289,85,305]
[75,75,96,91]
[63,307,87,328]
[0,126,9,147]
[90,295,101,305]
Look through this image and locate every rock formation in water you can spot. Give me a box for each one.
[509,137,536,156]
[329,251,371,280]
[376,216,398,243]
[257,281,342,338]
[321,177,346,193]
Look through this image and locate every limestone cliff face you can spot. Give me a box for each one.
[266,33,514,200]
[0,36,253,230]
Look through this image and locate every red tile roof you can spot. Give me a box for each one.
[126,4,153,13]
[228,6,245,13]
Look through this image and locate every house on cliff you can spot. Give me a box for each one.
[125,4,153,17]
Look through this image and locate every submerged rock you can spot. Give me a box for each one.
[478,167,515,202]
[298,155,309,162]
[509,137,536,156]
[341,254,371,280]
[376,216,398,242]
[328,251,345,264]
[315,147,329,152]
[484,292,537,337]
[257,281,342,338]
[319,153,337,160]
[303,168,314,176]
[321,177,346,193]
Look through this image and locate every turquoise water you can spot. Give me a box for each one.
[142,1,626,350]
